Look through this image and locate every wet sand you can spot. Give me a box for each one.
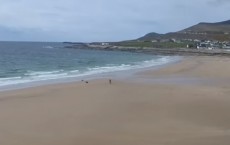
[0,56,230,145]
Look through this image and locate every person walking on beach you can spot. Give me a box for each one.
[109,79,112,84]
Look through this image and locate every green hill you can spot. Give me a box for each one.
[139,20,230,41]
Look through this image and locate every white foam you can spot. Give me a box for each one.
[26,70,64,76]
[43,46,54,49]
[0,76,22,81]
[69,70,80,73]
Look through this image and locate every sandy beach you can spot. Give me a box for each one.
[0,56,230,145]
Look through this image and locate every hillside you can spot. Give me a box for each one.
[139,20,230,41]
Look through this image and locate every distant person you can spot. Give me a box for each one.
[109,79,112,84]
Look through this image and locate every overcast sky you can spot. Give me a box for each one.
[0,0,229,42]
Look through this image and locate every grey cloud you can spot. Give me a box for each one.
[0,0,229,42]
[208,0,230,5]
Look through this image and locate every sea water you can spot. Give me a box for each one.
[0,41,178,89]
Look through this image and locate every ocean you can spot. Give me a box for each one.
[0,41,178,89]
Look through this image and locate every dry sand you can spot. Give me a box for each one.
[0,56,230,145]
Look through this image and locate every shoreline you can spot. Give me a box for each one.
[66,43,230,56]
[0,56,230,145]
[0,55,181,92]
